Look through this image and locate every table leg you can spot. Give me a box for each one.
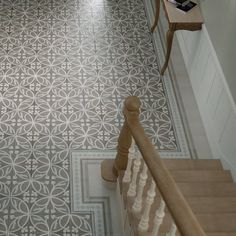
[161,29,174,75]
[151,0,160,32]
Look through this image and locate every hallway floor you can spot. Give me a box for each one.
[0,0,209,235]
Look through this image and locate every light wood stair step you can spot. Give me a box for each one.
[119,159,236,236]
[132,195,236,214]
[171,170,233,183]
[207,234,236,236]
[153,213,236,234]
[129,211,236,235]
[159,232,236,236]
[120,175,236,211]
[157,230,236,236]
[175,232,236,236]
[197,214,236,232]
[177,182,236,197]
[119,174,236,210]
[186,197,236,213]
[162,159,223,170]
[122,181,236,235]
[163,233,236,236]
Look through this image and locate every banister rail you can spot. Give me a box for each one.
[101,96,207,236]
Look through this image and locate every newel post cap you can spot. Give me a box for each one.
[124,96,141,112]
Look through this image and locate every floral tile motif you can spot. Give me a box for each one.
[0,0,190,235]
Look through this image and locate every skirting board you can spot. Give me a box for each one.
[144,0,236,180]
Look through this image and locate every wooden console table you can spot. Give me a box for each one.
[151,0,203,75]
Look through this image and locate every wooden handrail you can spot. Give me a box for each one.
[124,96,206,236]
[101,96,207,236]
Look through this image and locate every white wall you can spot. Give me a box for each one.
[177,27,236,179]
[199,0,236,103]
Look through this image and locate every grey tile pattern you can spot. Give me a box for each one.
[71,151,120,236]
[0,0,189,235]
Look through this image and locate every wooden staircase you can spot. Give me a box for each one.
[101,96,236,236]
[118,158,236,236]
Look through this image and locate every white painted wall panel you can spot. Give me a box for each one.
[177,27,236,178]
[200,0,236,102]
[198,55,216,105]
[177,32,189,66]
[213,91,231,139]
[207,73,223,120]
[219,112,236,165]
[183,31,200,68]
[187,31,210,92]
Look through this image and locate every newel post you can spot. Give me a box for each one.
[101,96,141,182]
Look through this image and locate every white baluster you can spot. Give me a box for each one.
[138,179,156,232]
[127,151,141,197]
[166,222,177,236]
[132,163,148,213]
[151,198,166,236]
[123,138,135,183]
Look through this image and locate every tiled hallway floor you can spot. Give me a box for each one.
[0,0,200,235]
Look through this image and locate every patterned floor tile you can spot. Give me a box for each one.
[0,0,190,235]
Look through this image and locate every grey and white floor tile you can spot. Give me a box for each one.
[0,0,192,235]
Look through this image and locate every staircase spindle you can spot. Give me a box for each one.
[123,138,135,183]
[138,179,156,232]
[132,162,148,213]
[102,97,207,236]
[127,151,141,197]
[151,198,166,236]
[166,222,177,236]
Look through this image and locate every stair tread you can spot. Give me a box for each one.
[186,197,236,213]
[197,213,236,232]
[177,182,236,197]
[171,170,233,183]
[149,195,236,214]
[158,232,236,236]
[130,211,236,234]
[156,213,236,233]
[159,233,236,236]
[207,234,236,236]
[162,158,223,170]
[119,159,236,235]
[193,233,236,236]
